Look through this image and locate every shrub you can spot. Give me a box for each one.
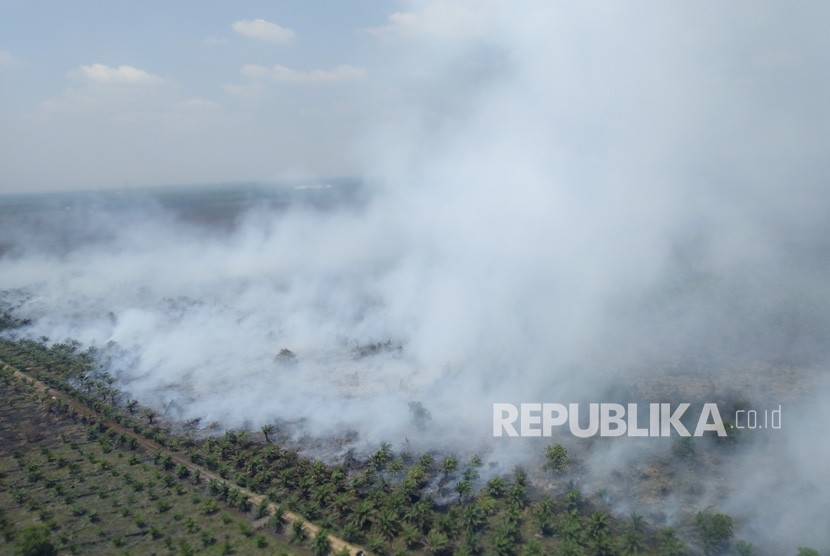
[695,511,733,555]
[15,524,56,556]
[544,443,568,472]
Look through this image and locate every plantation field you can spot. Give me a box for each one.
[1,335,797,555]
[0,364,313,555]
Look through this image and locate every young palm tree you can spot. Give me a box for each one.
[400,524,419,549]
[290,519,307,543]
[405,499,433,533]
[629,512,645,533]
[402,465,427,500]
[372,442,391,472]
[695,511,733,555]
[332,492,352,519]
[261,424,276,444]
[441,456,458,479]
[313,483,334,506]
[588,512,610,538]
[487,476,506,498]
[268,508,286,533]
[621,528,645,555]
[350,500,374,531]
[424,528,449,555]
[455,480,472,504]
[236,430,251,447]
[375,508,399,541]
[658,528,687,556]
[543,443,568,473]
[419,453,435,471]
[143,407,158,425]
[310,528,332,556]
[256,499,270,519]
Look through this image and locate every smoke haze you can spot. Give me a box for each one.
[2,2,830,551]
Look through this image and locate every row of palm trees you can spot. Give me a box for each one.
[0,335,730,555]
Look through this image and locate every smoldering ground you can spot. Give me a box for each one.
[2,1,830,551]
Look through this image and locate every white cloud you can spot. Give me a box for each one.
[365,12,421,40]
[241,64,367,84]
[0,50,17,66]
[232,19,295,43]
[35,64,168,117]
[271,64,366,83]
[71,63,162,85]
[365,5,490,41]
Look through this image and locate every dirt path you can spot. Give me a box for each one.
[0,359,367,556]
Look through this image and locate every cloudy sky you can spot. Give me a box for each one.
[0,1,434,193]
[2,2,829,195]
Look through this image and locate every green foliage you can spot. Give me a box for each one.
[290,519,307,543]
[201,530,216,547]
[0,337,777,556]
[419,453,435,470]
[375,509,399,540]
[372,442,391,471]
[734,540,754,555]
[455,479,472,502]
[512,466,528,487]
[261,424,276,443]
[487,476,506,498]
[14,524,56,556]
[695,511,734,555]
[400,524,418,548]
[340,523,360,542]
[311,528,333,555]
[236,494,252,512]
[622,527,645,555]
[268,507,287,533]
[425,528,449,554]
[201,498,220,515]
[238,521,253,537]
[797,549,820,556]
[176,463,190,479]
[178,539,195,555]
[658,528,687,556]
[441,456,458,476]
[256,499,270,518]
[523,538,544,555]
[543,443,568,473]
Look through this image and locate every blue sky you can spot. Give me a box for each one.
[2,2,829,195]
[0,1,407,192]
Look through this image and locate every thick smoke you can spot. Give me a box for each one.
[2,1,830,551]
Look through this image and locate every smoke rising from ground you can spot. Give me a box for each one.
[2,2,830,551]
